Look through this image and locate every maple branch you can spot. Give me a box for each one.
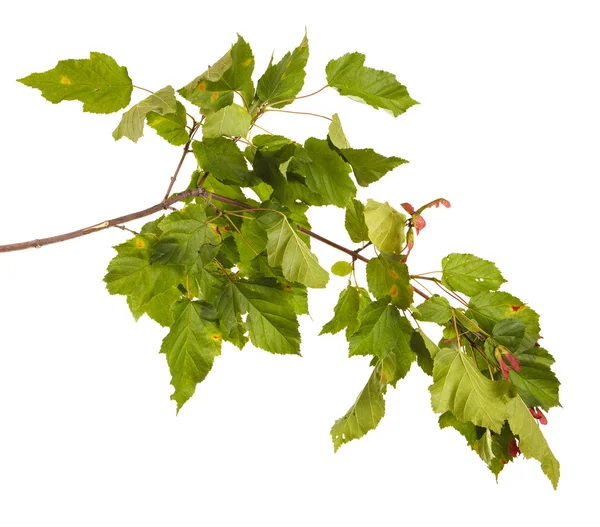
[0,186,369,266]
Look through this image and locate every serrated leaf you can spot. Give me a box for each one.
[126,286,182,327]
[256,33,309,108]
[349,298,415,382]
[331,261,352,276]
[345,199,369,243]
[189,261,226,302]
[473,427,513,478]
[410,330,434,376]
[321,286,369,336]
[104,233,184,321]
[430,347,510,432]
[213,282,249,349]
[178,35,254,114]
[160,300,222,411]
[326,52,418,117]
[438,411,479,447]
[202,103,252,138]
[507,397,560,489]
[193,138,251,186]
[509,346,560,411]
[328,113,351,150]
[227,281,301,354]
[113,86,177,142]
[492,318,525,350]
[413,295,453,325]
[147,101,190,146]
[340,148,408,187]
[291,139,355,207]
[264,214,329,288]
[468,291,540,353]
[18,52,132,114]
[364,199,406,254]
[331,361,387,451]
[416,328,441,361]
[253,143,296,201]
[442,253,506,297]
[152,204,221,265]
[234,217,268,263]
[366,255,412,309]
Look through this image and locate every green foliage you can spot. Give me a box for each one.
[363,199,406,254]
[442,253,506,297]
[16,36,562,491]
[326,52,418,116]
[113,86,178,142]
[18,52,132,113]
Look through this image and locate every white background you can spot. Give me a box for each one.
[1,1,598,525]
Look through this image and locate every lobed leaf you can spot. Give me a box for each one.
[147,101,190,146]
[113,86,177,142]
[264,214,329,288]
[507,397,560,489]
[441,253,506,297]
[429,347,510,433]
[160,300,222,411]
[326,52,418,117]
[364,199,406,254]
[18,52,132,114]
[256,33,309,108]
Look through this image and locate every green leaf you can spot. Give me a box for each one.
[213,282,248,349]
[256,33,309,108]
[340,148,408,187]
[509,346,560,411]
[18,52,132,114]
[152,204,220,266]
[290,139,355,207]
[104,233,184,322]
[326,52,418,117]
[473,427,513,478]
[438,411,479,447]
[429,347,510,433]
[264,214,329,288]
[468,291,540,353]
[366,255,412,309]
[189,261,226,302]
[178,35,254,114]
[441,253,506,297]
[253,144,296,201]
[160,300,222,411]
[507,397,560,489]
[234,217,268,263]
[345,199,369,243]
[349,298,415,382]
[225,281,301,355]
[364,199,406,254]
[112,86,177,142]
[413,295,453,325]
[492,319,525,350]
[202,103,252,138]
[328,113,351,150]
[193,138,251,186]
[321,286,369,337]
[331,261,352,276]
[126,287,182,327]
[147,101,190,146]
[410,330,434,376]
[331,361,387,451]
[416,328,441,360]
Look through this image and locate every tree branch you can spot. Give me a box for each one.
[0,186,368,266]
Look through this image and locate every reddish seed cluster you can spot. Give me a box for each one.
[529,407,548,425]
[508,439,521,458]
[494,346,521,381]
